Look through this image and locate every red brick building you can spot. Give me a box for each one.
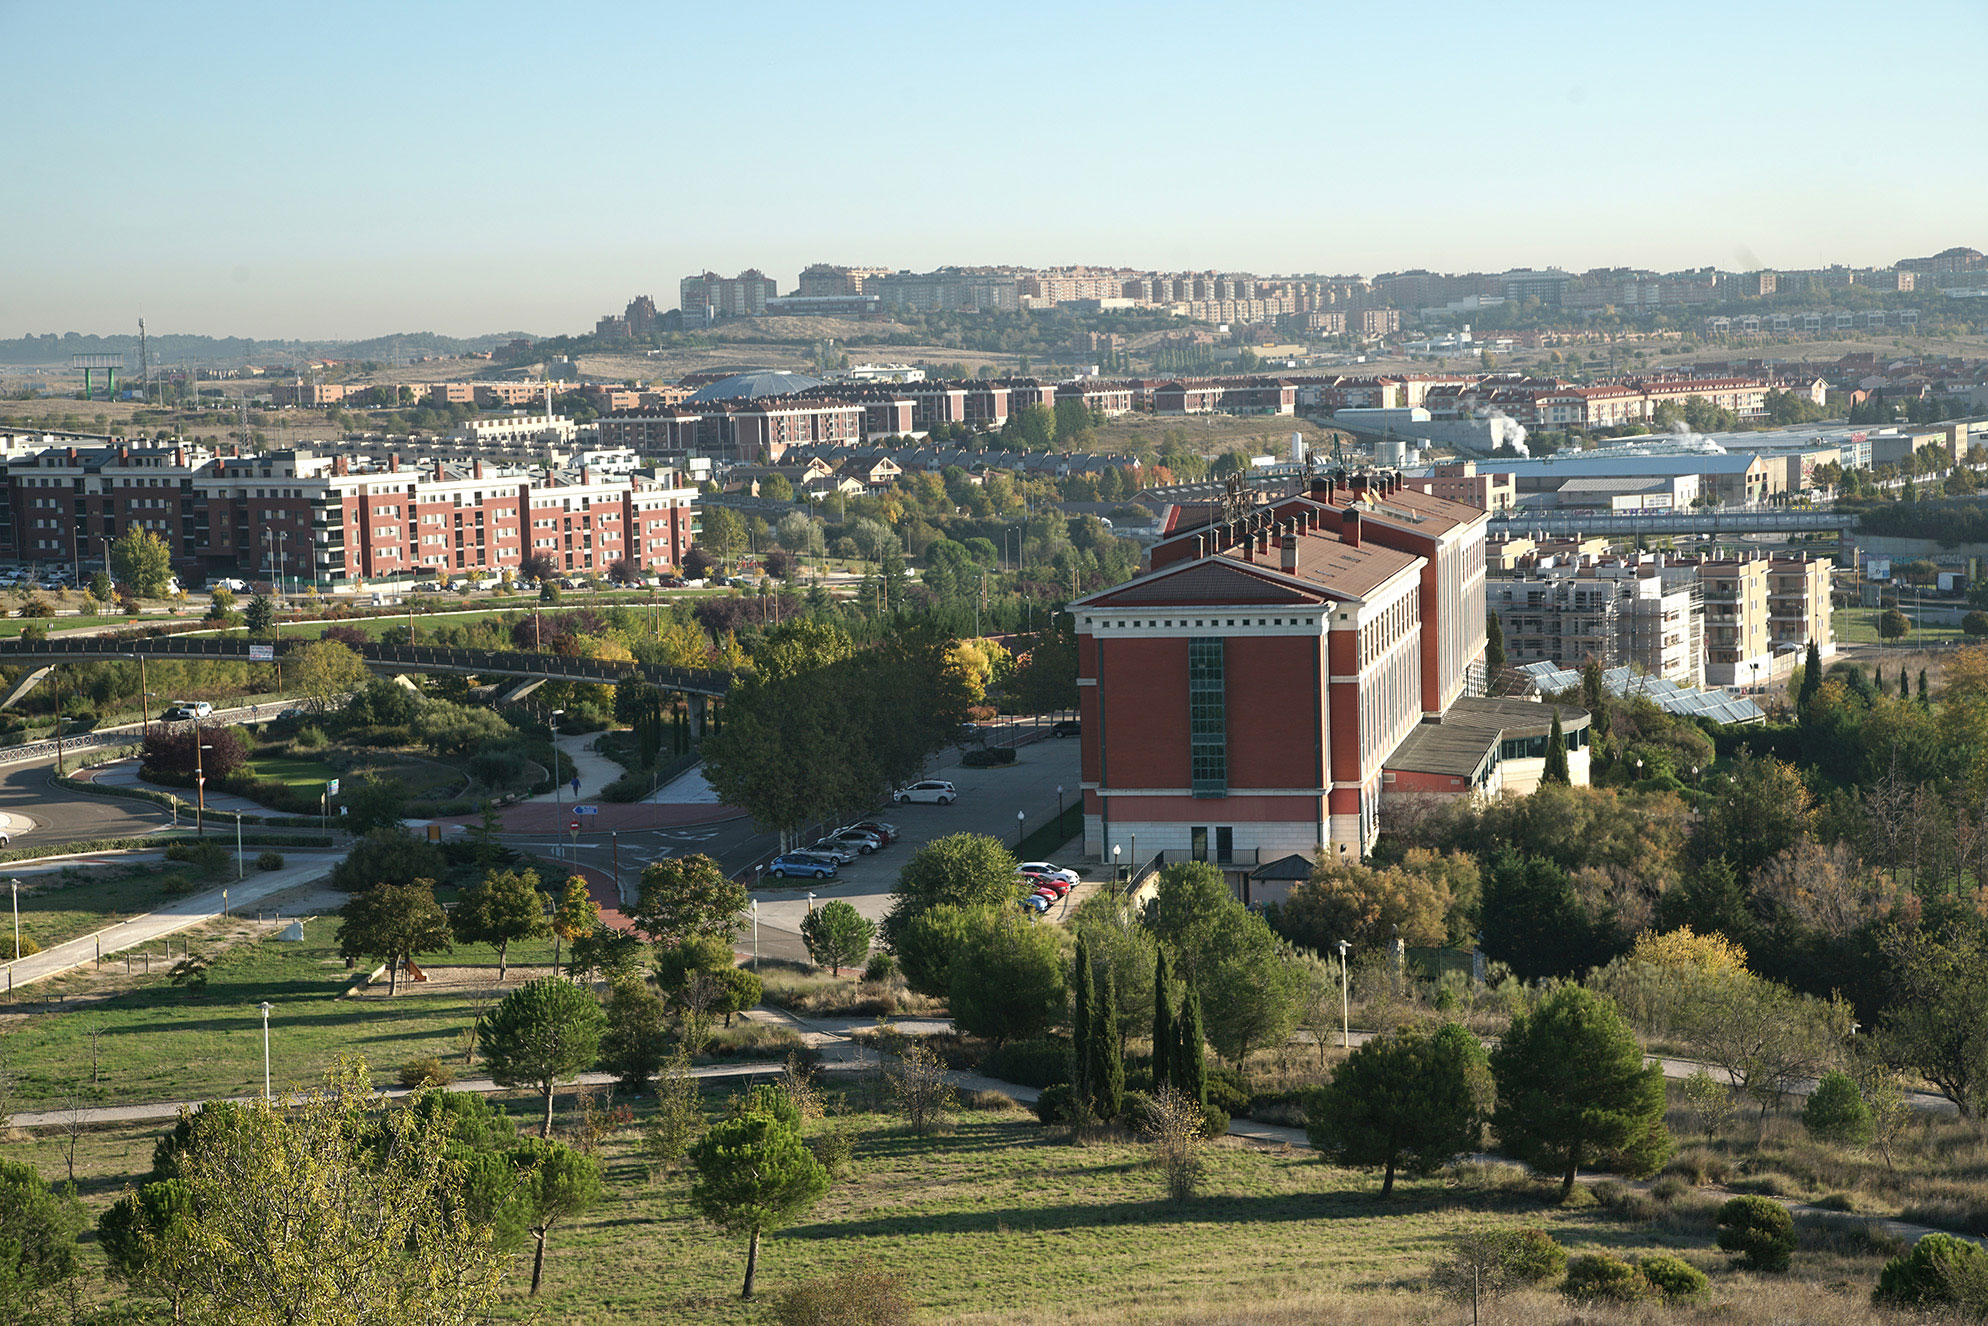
[1074,473,1559,870]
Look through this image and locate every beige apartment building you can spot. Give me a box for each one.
[1406,460,1517,512]
[1692,554,1836,688]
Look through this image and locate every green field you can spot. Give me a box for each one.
[1832,605,1971,647]
[2,928,559,1110]
[2,1083,1901,1325]
[240,751,340,787]
[6,862,177,952]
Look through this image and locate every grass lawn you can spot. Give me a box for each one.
[7,863,180,952]
[0,928,561,1110]
[241,751,339,787]
[4,1082,1902,1324]
[1833,605,1970,647]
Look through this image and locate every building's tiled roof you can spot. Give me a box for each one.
[1385,697,1589,777]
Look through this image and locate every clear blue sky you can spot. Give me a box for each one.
[5,0,1984,340]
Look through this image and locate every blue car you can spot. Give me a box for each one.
[769,852,838,880]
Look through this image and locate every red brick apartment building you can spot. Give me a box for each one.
[1074,474,1585,874]
[4,444,697,585]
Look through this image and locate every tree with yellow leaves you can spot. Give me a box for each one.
[1629,925,1748,975]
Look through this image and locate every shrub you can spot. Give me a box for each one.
[773,1263,914,1326]
[1650,1174,1691,1204]
[1562,1252,1657,1303]
[1717,1194,1796,1271]
[979,1035,1073,1091]
[1638,1253,1709,1302]
[1032,1083,1081,1126]
[1874,1233,1988,1312]
[1199,1103,1231,1140]
[1204,1062,1250,1116]
[256,852,285,872]
[397,1057,453,1089]
[1802,1070,1874,1145]
[1499,1228,1567,1285]
[8,935,40,958]
[862,952,897,984]
[805,1130,854,1179]
[1663,1147,1733,1186]
[294,724,328,749]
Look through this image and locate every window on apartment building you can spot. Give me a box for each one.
[1188,637,1227,796]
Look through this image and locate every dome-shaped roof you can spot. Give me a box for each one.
[684,370,823,404]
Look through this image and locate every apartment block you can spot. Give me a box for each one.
[679,269,777,319]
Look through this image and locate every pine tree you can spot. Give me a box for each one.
[1151,949,1173,1093]
[1542,710,1571,785]
[1176,988,1207,1108]
[1071,935,1094,1104]
[1089,970,1123,1122]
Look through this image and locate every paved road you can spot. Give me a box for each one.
[0,751,169,846]
[1,853,344,990]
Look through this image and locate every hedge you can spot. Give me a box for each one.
[54,771,342,832]
[0,831,333,863]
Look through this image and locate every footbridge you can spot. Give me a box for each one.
[0,635,733,698]
[1491,508,1856,539]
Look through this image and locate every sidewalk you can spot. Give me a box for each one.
[0,853,344,990]
[525,732,623,805]
[83,758,274,817]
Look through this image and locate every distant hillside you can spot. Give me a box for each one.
[0,330,539,367]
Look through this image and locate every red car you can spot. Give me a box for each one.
[1023,873,1072,900]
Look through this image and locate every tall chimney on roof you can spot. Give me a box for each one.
[1280,530,1299,573]
[1342,506,1362,548]
[388,453,399,472]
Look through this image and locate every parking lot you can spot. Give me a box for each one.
[745,735,1084,953]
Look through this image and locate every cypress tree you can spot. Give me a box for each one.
[1900,669,1911,699]
[1798,639,1822,713]
[1176,988,1207,1108]
[1151,949,1173,1093]
[1071,935,1094,1103]
[1873,663,1885,695]
[1484,611,1506,675]
[1918,669,1929,703]
[1090,970,1123,1121]
[1542,710,1570,785]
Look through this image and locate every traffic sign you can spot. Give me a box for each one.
[569,820,581,833]
[249,644,275,662]
[326,778,340,797]
[575,804,598,815]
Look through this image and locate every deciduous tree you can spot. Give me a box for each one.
[506,1136,601,1297]
[451,867,549,981]
[631,853,745,945]
[338,880,453,994]
[109,527,174,597]
[799,899,874,976]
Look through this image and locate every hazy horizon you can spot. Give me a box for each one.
[6,0,1985,341]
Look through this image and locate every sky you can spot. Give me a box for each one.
[4,0,1985,341]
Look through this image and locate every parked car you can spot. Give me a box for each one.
[1019,892,1052,915]
[1052,719,1081,738]
[892,780,957,805]
[960,746,1016,767]
[824,829,884,854]
[842,820,899,845]
[0,828,13,846]
[768,852,838,880]
[1018,861,1080,886]
[1025,875,1072,899]
[801,840,858,864]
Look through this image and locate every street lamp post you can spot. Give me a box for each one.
[1056,784,1064,818]
[1112,844,1121,884]
[194,724,207,837]
[9,877,19,962]
[258,1000,273,1099]
[750,897,759,972]
[1336,939,1351,1049]
[550,711,565,809]
[1016,808,1026,850]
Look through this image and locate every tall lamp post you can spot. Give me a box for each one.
[258,1000,274,1099]
[193,723,208,837]
[749,897,759,972]
[1015,809,1026,850]
[1335,939,1351,1049]
[8,876,19,961]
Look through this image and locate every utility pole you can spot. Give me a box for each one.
[138,317,150,405]
[50,667,63,775]
[193,714,206,837]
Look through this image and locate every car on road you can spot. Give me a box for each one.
[1052,719,1081,738]
[824,828,884,854]
[959,746,1016,767]
[800,839,858,864]
[160,701,215,721]
[892,780,957,805]
[768,852,838,880]
[1019,861,1080,886]
[842,820,898,845]
[0,828,13,846]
